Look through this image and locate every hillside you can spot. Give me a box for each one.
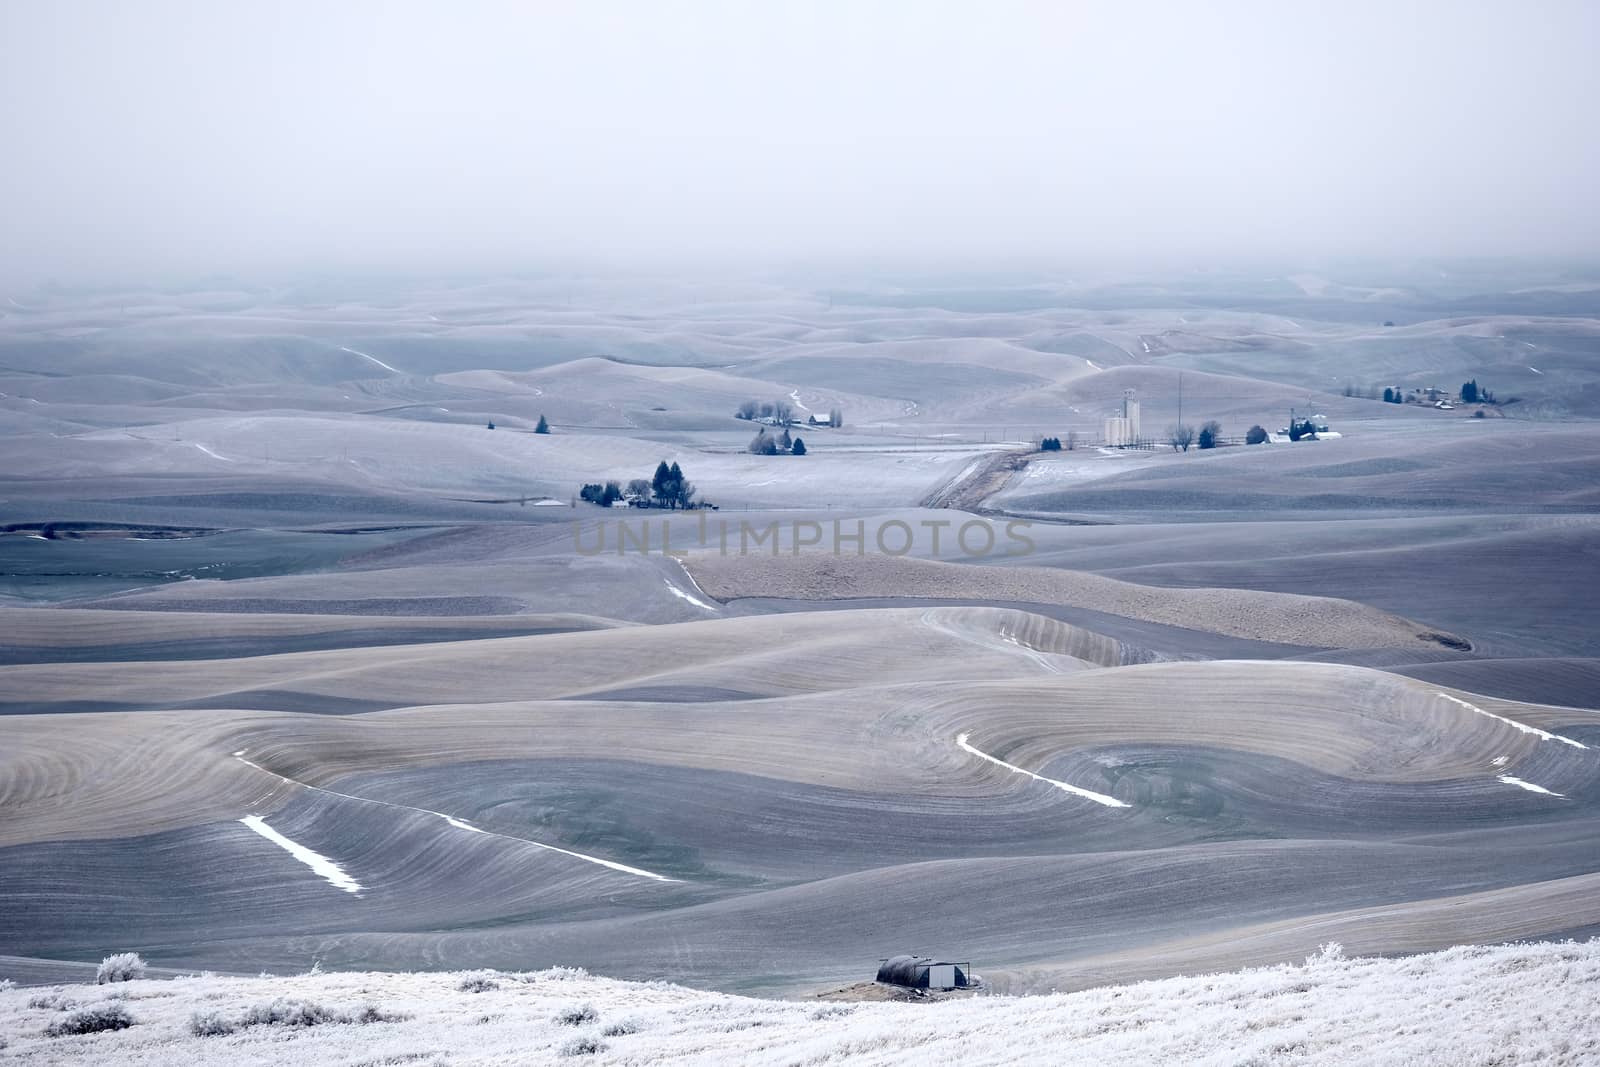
[3,941,1596,1065]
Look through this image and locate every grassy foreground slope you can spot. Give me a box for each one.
[2,941,1596,1065]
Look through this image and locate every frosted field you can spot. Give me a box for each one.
[2,941,1597,1065]
[2,270,1599,1032]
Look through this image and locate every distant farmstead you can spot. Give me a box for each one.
[876,956,974,991]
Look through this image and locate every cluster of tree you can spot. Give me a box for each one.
[1245,424,1269,444]
[648,461,695,507]
[736,399,795,425]
[1040,437,1061,451]
[1381,388,1405,404]
[579,461,698,509]
[579,481,621,506]
[1166,420,1231,451]
[749,428,805,455]
[1461,380,1495,404]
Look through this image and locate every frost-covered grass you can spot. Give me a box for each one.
[1,942,1596,1065]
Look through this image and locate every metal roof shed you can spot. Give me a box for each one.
[875,955,973,991]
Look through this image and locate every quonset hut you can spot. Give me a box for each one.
[875,956,974,991]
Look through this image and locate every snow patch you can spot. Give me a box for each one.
[239,815,362,894]
[1437,693,1588,749]
[956,733,1129,808]
[338,346,402,374]
[664,578,715,612]
[234,754,675,881]
[1498,775,1565,797]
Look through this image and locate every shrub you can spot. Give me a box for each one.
[240,999,346,1028]
[602,1018,641,1036]
[29,993,74,1010]
[1245,425,1268,445]
[458,973,501,993]
[560,1035,607,1057]
[96,952,146,984]
[44,1003,135,1037]
[353,1004,410,1025]
[189,1011,236,1037]
[556,1002,598,1026]
[228,998,410,1031]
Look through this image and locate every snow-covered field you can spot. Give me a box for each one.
[3,941,1597,1065]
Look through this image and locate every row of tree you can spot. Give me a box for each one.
[579,460,700,509]
[749,428,806,455]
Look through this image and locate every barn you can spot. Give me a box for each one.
[875,955,974,991]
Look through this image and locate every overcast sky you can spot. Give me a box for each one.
[2,0,1597,283]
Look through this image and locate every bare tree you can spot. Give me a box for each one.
[625,478,651,502]
[773,399,794,426]
[1168,424,1196,452]
[749,429,778,455]
[829,406,844,429]
[735,400,758,420]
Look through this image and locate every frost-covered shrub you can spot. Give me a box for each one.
[541,966,589,982]
[44,1003,135,1036]
[354,1003,410,1024]
[30,993,74,1010]
[559,1034,606,1057]
[555,1002,598,1026]
[457,972,501,993]
[0,978,14,992]
[96,952,147,984]
[226,998,410,1031]
[602,1018,640,1036]
[1305,942,1345,966]
[188,1011,236,1036]
[240,998,347,1028]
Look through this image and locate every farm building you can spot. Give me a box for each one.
[875,956,974,991]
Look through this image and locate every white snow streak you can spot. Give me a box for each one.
[1529,366,1542,374]
[234,754,675,881]
[191,443,232,462]
[1085,359,1101,371]
[956,733,1129,808]
[339,346,401,374]
[664,578,715,612]
[1497,775,1565,797]
[788,389,810,412]
[1437,693,1588,749]
[239,815,363,894]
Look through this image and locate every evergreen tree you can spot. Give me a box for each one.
[535,415,550,433]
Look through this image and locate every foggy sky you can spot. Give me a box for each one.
[3,0,1597,284]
